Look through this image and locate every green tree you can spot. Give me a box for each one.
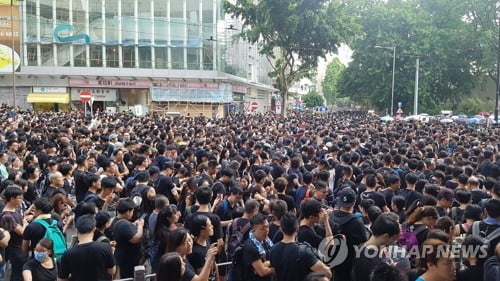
[225,0,358,115]
[339,0,485,114]
[322,58,345,105]
[302,92,324,108]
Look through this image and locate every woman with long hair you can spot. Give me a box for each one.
[404,203,439,247]
[21,238,57,281]
[152,204,181,271]
[156,252,186,281]
[164,228,218,281]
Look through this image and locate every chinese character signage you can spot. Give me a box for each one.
[0,1,20,73]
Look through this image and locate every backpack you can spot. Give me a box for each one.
[450,207,465,225]
[34,219,67,259]
[130,185,149,220]
[73,193,99,219]
[397,224,427,251]
[471,221,500,245]
[226,218,252,259]
[231,244,246,281]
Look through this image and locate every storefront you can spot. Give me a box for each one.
[27,87,70,112]
[69,78,150,113]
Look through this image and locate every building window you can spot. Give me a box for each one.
[123,46,135,68]
[40,45,53,66]
[57,45,70,66]
[187,48,200,70]
[171,48,184,69]
[90,45,103,67]
[106,47,119,68]
[74,45,87,67]
[27,44,37,66]
[139,47,152,68]
[155,47,168,69]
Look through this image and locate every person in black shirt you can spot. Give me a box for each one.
[270,213,331,281]
[22,238,57,281]
[113,198,144,279]
[396,173,422,210]
[329,188,369,281]
[242,214,273,281]
[155,162,177,205]
[165,228,218,281]
[1,186,28,281]
[436,188,454,217]
[381,174,400,209]
[298,199,333,249]
[187,215,214,273]
[352,214,401,281]
[275,177,296,213]
[268,200,287,241]
[58,215,116,281]
[22,197,63,256]
[360,174,388,212]
[156,252,186,281]
[456,235,486,281]
[467,176,488,204]
[215,186,243,231]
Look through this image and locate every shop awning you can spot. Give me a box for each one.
[27,93,70,104]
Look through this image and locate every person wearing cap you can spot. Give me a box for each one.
[329,188,368,281]
[110,198,144,279]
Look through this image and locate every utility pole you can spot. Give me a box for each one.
[495,22,500,126]
[414,57,419,116]
[10,0,16,108]
[390,46,395,116]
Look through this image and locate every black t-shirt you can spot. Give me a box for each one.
[445,181,459,190]
[0,210,25,259]
[114,220,141,264]
[360,191,387,210]
[270,242,318,281]
[457,264,483,281]
[188,240,210,272]
[297,225,323,249]
[277,194,296,212]
[58,241,115,281]
[397,189,422,209]
[22,258,57,281]
[436,206,447,217]
[268,222,280,242]
[73,170,88,203]
[381,189,396,209]
[352,246,383,281]
[243,238,272,281]
[181,259,197,281]
[22,217,63,255]
[155,175,176,205]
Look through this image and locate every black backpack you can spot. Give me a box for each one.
[226,218,252,259]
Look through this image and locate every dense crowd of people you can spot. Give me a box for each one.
[0,106,497,281]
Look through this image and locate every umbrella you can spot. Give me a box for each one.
[440,118,453,123]
[380,116,394,122]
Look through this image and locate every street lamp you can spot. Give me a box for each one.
[375,45,396,116]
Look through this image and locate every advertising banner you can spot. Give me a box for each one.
[0,1,20,73]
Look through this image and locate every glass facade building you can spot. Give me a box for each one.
[23,0,221,70]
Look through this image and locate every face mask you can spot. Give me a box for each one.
[34,251,48,262]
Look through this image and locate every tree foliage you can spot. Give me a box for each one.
[302,92,324,108]
[322,58,345,105]
[338,0,492,114]
[224,0,358,115]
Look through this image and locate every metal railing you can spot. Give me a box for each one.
[114,262,233,281]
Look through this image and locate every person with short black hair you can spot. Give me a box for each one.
[469,199,500,258]
[369,263,408,281]
[298,199,333,248]
[270,213,331,281]
[112,198,144,278]
[360,174,389,211]
[22,197,63,256]
[58,214,116,281]
[352,213,401,281]
[242,214,273,281]
[1,185,28,281]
